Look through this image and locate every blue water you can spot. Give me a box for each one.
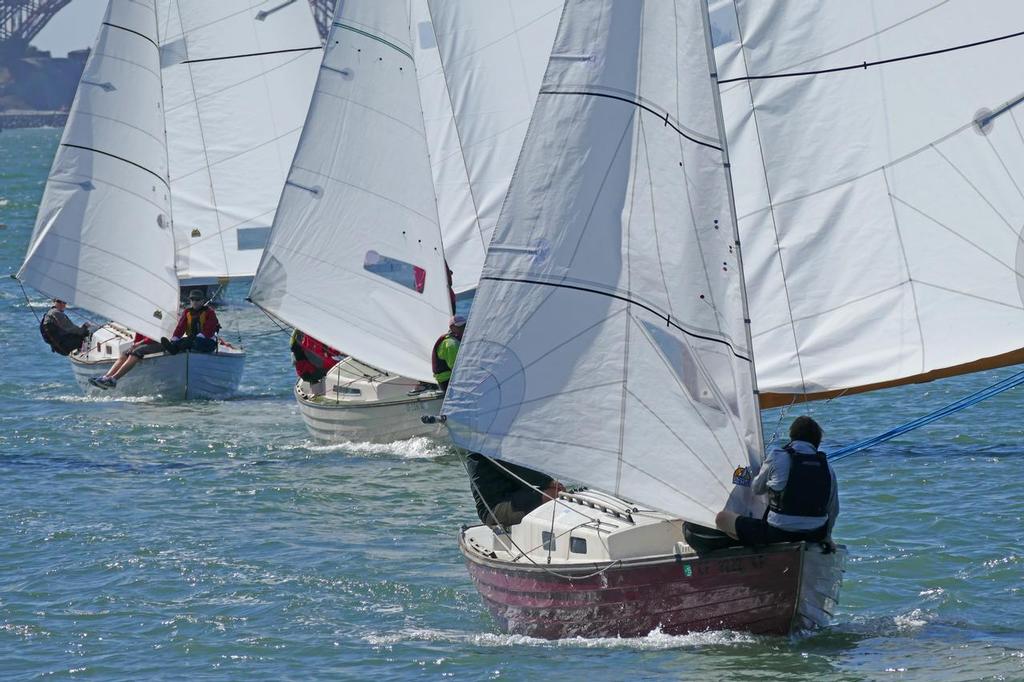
[1,127,1022,680]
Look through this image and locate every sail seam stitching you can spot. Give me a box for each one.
[480,275,751,362]
[59,143,168,187]
[718,27,1024,84]
[881,167,927,373]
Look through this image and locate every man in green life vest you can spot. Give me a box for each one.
[431,314,466,392]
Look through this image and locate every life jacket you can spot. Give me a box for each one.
[432,333,458,383]
[767,445,831,518]
[39,310,84,356]
[183,306,218,338]
[291,332,338,383]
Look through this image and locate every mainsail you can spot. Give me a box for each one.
[443,0,764,527]
[715,0,1024,406]
[424,0,562,293]
[18,0,178,341]
[158,0,321,281]
[250,0,452,384]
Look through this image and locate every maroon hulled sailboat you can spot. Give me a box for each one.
[438,0,845,640]
[459,491,844,639]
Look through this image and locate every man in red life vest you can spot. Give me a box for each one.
[160,289,220,355]
[88,332,162,389]
[432,314,466,392]
[291,330,343,383]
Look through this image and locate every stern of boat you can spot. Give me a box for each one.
[294,357,446,443]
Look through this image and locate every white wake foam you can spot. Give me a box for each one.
[363,626,758,650]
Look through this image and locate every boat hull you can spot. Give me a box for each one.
[70,346,245,400]
[295,385,445,443]
[460,532,843,639]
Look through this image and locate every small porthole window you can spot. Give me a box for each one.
[570,536,587,554]
[542,531,555,551]
[364,250,426,293]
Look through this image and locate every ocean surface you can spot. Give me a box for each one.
[1,127,1022,681]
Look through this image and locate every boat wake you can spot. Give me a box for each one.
[39,393,158,404]
[363,626,758,650]
[303,436,457,460]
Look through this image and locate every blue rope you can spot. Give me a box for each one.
[829,367,1024,462]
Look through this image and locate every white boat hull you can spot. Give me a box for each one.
[70,324,244,400]
[294,357,446,443]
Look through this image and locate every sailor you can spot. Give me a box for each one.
[88,332,162,389]
[160,289,220,355]
[291,330,343,383]
[40,298,90,355]
[465,453,564,528]
[431,314,465,392]
[715,416,839,549]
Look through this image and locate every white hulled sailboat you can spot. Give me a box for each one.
[250,0,561,443]
[18,0,320,400]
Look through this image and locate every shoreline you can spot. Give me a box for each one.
[0,111,67,130]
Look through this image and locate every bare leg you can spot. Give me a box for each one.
[105,354,129,378]
[110,354,140,380]
[715,511,740,540]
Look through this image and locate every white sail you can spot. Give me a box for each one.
[18,0,179,341]
[424,0,562,293]
[411,0,473,300]
[250,0,452,384]
[443,0,764,527]
[158,0,321,281]
[715,1,1024,405]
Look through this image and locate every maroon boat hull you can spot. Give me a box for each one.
[461,536,812,639]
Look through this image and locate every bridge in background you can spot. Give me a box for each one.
[1,0,337,48]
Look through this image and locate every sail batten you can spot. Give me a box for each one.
[443,0,764,527]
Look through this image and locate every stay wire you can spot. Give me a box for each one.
[829,367,1024,462]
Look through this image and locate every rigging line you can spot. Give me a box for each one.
[14,278,42,324]
[718,28,1024,85]
[457,452,624,580]
[829,367,1024,462]
[102,21,159,49]
[481,275,752,362]
[246,297,292,335]
[181,45,322,65]
[59,144,168,188]
[541,89,722,151]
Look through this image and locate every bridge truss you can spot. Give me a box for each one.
[1,0,338,47]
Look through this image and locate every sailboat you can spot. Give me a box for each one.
[17,0,321,399]
[249,0,561,443]
[442,0,845,638]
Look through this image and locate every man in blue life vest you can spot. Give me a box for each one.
[160,289,220,355]
[715,416,839,549]
[432,314,465,392]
